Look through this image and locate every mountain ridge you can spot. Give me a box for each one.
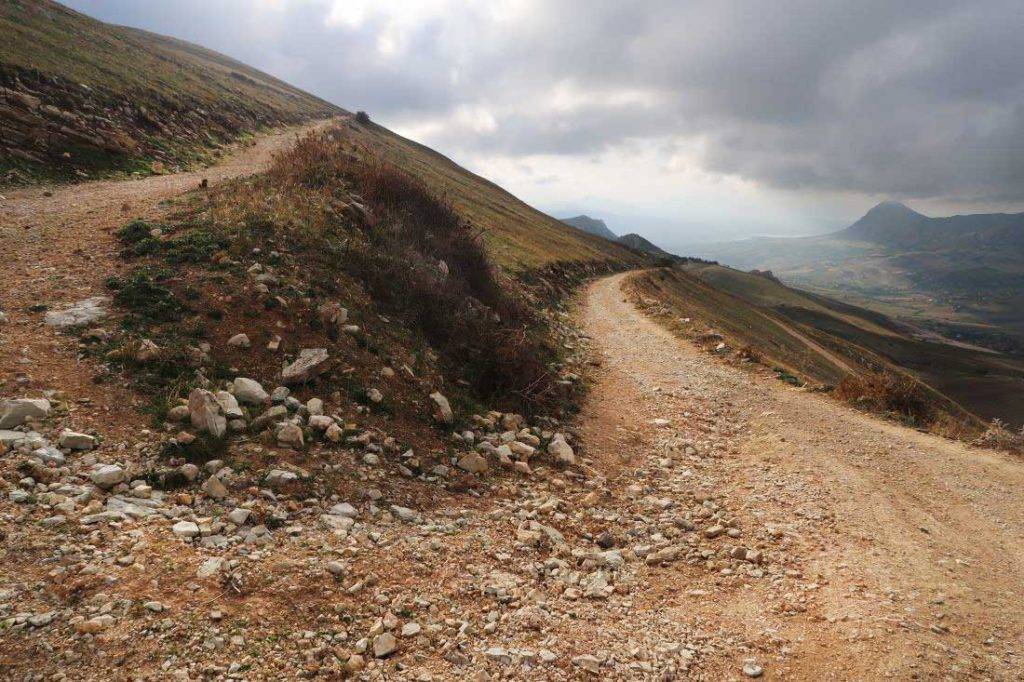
[561,214,618,240]
[1,0,343,184]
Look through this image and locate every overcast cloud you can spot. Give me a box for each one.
[65,0,1024,246]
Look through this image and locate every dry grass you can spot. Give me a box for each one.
[336,119,648,271]
[203,129,564,413]
[834,371,935,426]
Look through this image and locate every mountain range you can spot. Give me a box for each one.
[690,201,1024,351]
[561,215,618,241]
[561,215,681,260]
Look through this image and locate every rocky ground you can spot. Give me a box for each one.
[2,130,1023,681]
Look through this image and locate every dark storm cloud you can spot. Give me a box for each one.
[65,0,1024,203]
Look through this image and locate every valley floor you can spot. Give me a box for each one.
[1,132,1021,680]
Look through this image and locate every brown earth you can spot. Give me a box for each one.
[0,119,331,439]
[1,132,1022,679]
[580,272,1024,679]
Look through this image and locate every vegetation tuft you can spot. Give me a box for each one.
[109,268,184,326]
[834,371,934,426]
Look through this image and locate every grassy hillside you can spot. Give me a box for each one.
[632,263,1024,433]
[680,262,1024,427]
[0,0,341,184]
[337,118,647,271]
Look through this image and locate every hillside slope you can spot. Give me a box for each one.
[338,119,646,271]
[631,263,1024,430]
[0,0,342,184]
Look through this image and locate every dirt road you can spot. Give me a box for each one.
[0,121,328,438]
[577,272,1024,679]
[2,132,1022,678]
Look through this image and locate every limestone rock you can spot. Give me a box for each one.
[277,423,304,449]
[188,389,227,438]
[43,296,108,328]
[90,464,125,489]
[0,398,51,429]
[232,377,269,405]
[428,391,453,425]
[281,348,330,385]
[227,333,251,348]
[548,433,576,465]
[59,430,96,451]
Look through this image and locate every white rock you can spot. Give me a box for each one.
[548,434,576,465]
[43,296,108,328]
[308,415,333,431]
[0,398,51,429]
[90,464,125,490]
[202,475,228,500]
[390,505,418,522]
[232,378,269,405]
[196,557,225,578]
[325,422,343,443]
[179,463,200,481]
[373,633,397,658]
[328,502,358,518]
[265,469,298,489]
[743,663,764,678]
[227,507,251,525]
[59,430,96,451]
[457,451,488,474]
[172,521,200,538]
[0,430,29,448]
[281,348,330,385]
[188,389,226,438]
[214,391,243,419]
[428,392,453,424]
[277,423,304,448]
[227,333,251,348]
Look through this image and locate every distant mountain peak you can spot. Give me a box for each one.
[863,200,924,219]
[838,200,930,246]
[561,215,617,241]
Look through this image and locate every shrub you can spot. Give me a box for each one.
[834,371,934,425]
[116,219,162,257]
[264,129,559,412]
[355,111,371,124]
[112,269,183,326]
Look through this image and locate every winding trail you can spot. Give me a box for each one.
[0,121,328,438]
[1,127,1022,678]
[577,271,1024,679]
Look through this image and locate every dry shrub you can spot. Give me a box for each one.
[737,344,763,363]
[264,129,558,412]
[834,371,934,425]
[974,418,1024,452]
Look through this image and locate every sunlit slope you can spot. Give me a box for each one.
[341,119,648,271]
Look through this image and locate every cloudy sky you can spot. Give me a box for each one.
[66,0,1024,248]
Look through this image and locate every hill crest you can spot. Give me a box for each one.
[561,215,618,241]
